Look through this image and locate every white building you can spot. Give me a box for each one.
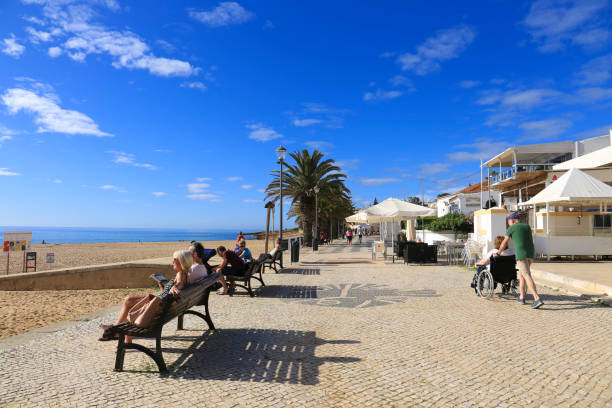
[436,183,501,217]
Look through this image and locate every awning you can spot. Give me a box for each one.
[520,168,612,206]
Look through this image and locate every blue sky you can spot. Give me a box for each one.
[1,0,611,229]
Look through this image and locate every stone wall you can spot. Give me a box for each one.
[0,262,174,291]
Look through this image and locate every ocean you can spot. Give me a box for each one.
[0,226,247,244]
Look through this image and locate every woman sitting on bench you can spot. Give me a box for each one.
[99,249,204,342]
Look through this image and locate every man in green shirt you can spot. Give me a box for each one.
[495,213,543,309]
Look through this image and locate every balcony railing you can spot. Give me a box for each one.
[489,164,556,185]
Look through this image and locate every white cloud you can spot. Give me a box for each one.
[187,183,210,193]
[519,118,573,140]
[379,51,397,58]
[256,188,265,193]
[414,162,450,177]
[359,177,400,186]
[293,118,322,127]
[2,34,25,58]
[0,168,20,176]
[574,86,612,103]
[0,135,13,146]
[196,177,211,182]
[189,2,255,27]
[575,53,612,85]
[187,193,221,202]
[304,140,334,151]
[335,158,360,171]
[25,1,198,77]
[247,123,282,142]
[445,138,511,163]
[241,184,253,189]
[363,89,403,101]
[243,199,260,203]
[2,87,112,137]
[523,0,610,52]
[0,125,17,147]
[48,46,62,57]
[26,26,59,43]
[389,75,415,90]
[181,81,207,91]
[290,102,350,129]
[459,80,481,88]
[152,191,166,197]
[51,178,62,184]
[100,184,126,192]
[570,124,612,139]
[226,176,242,181]
[476,88,563,109]
[107,151,156,170]
[396,25,476,75]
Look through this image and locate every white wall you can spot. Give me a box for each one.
[415,230,456,245]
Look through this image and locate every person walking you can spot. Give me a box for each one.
[358,227,363,244]
[495,213,543,309]
[346,229,353,246]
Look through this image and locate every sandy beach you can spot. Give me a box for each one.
[0,238,275,339]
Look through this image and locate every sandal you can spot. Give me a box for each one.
[216,290,229,295]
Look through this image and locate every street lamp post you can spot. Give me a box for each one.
[313,185,320,251]
[275,146,287,242]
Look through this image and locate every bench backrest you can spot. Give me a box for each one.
[153,272,221,328]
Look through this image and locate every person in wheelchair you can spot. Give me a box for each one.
[471,236,514,290]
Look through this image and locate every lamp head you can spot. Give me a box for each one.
[313,186,320,194]
[275,145,287,160]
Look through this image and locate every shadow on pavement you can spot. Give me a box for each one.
[163,329,361,384]
[278,268,321,275]
[256,285,319,299]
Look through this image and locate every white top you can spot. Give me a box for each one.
[190,263,208,282]
[483,248,515,270]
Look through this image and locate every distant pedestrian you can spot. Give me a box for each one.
[495,213,543,309]
[346,229,353,246]
[358,228,363,244]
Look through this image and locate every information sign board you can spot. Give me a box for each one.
[46,253,55,263]
[3,231,32,252]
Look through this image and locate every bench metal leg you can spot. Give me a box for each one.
[177,314,184,330]
[114,335,126,372]
[114,335,168,376]
[202,288,215,330]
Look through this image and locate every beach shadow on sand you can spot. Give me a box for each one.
[124,329,360,384]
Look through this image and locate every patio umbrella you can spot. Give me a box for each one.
[365,198,436,252]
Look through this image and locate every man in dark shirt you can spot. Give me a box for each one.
[213,246,247,295]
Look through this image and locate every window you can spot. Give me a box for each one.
[593,214,611,230]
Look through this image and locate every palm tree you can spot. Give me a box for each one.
[265,149,351,246]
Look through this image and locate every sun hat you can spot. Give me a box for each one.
[507,213,519,220]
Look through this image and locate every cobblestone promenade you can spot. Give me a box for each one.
[1,238,611,407]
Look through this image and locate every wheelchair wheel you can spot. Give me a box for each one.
[476,269,494,299]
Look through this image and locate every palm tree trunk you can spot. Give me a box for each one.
[301,200,315,246]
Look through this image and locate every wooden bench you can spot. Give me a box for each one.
[108,272,221,376]
[224,259,265,297]
[262,250,283,273]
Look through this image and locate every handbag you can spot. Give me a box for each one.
[127,294,162,328]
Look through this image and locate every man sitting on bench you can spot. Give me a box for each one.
[212,246,247,295]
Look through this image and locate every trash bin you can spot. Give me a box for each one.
[312,238,318,251]
[279,239,289,251]
[291,239,300,263]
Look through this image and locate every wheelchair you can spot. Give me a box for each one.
[470,255,519,299]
